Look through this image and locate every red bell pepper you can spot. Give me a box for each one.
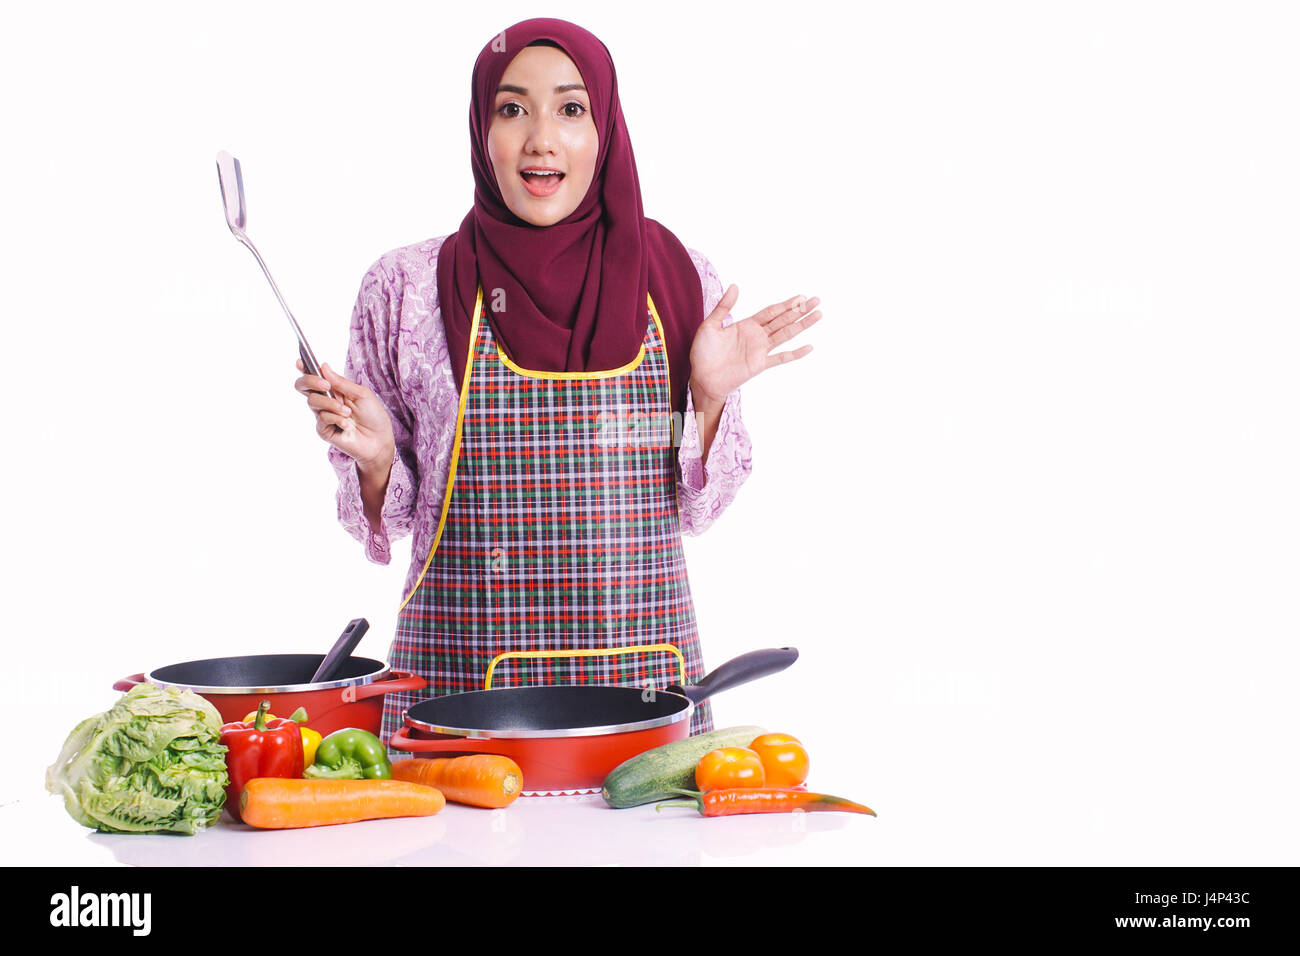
[219,699,305,821]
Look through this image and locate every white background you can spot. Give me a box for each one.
[3,0,1298,865]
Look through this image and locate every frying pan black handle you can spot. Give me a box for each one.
[667,646,798,705]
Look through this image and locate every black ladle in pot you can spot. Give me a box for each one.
[310,618,370,684]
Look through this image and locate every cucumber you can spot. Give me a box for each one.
[601,725,768,808]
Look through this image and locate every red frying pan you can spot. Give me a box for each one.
[390,646,798,794]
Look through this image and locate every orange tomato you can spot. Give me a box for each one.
[749,733,810,788]
[695,747,766,791]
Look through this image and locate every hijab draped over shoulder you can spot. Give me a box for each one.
[436,16,705,416]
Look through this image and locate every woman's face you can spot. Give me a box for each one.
[488,45,599,227]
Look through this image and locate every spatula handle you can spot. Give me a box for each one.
[311,618,370,684]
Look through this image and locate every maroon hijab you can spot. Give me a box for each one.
[436,17,704,416]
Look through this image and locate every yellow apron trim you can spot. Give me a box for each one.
[648,291,669,415]
[397,285,483,613]
[493,291,656,380]
[484,642,687,690]
[647,293,684,512]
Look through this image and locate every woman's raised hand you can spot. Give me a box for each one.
[294,360,396,470]
[688,285,822,407]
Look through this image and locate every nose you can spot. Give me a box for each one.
[523,112,559,156]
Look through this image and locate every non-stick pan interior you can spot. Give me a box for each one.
[149,654,385,689]
[406,685,689,733]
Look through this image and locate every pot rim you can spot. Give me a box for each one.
[402,691,693,740]
[144,653,392,696]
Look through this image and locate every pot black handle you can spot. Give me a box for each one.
[667,646,798,705]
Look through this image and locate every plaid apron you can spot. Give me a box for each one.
[382,286,713,746]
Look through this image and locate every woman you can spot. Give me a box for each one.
[295,18,822,747]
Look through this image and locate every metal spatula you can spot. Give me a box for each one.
[216,150,326,384]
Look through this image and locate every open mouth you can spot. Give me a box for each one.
[520,170,565,196]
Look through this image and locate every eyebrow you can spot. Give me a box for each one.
[495,83,587,96]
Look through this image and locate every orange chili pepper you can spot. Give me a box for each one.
[655,788,876,817]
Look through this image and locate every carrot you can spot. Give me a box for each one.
[390,755,523,808]
[239,777,445,829]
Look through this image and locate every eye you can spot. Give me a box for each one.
[497,102,524,119]
[562,100,587,119]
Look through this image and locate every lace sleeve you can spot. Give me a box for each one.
[676,248,754,535]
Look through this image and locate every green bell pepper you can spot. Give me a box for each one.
[301,728,392,780]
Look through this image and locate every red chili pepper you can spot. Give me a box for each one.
[655,788,877,817]
[219,700,305,822]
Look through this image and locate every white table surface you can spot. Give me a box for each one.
[7,778,874,867]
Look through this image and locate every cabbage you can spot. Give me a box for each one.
[45,683,229,834]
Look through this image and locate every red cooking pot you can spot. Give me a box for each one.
[391,646,798,795]
[114,653,426,737]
